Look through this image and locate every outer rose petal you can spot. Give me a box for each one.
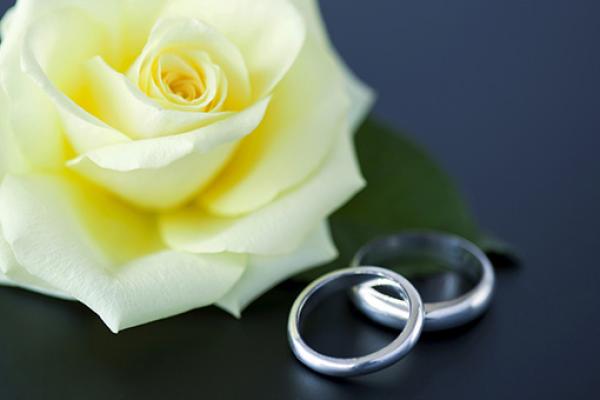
[4,0,166,71]
[217,221,337,316]
[0,6,66,171]
[20,7,131,153]
[0,272,71,301]
[163,0,306,99]
[0,85,28,176]
[0,174,246,332]
[0,270,13,288]
[0,229,71,300]
[160,126,366,255]
[293,0,375,131]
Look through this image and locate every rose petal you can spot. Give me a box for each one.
[0,273,72,302]
[67,97,270,210]
[0,5,15,39]
[0,174,246,332]
[293,0,376,131]
[4,0,164,69]
[217,221,337,316]
[0,224,19,275]
[0,227,72,300]
[160,126,365,255]
[163,0,306,98]
[0,85,28,175]
[0,7,67,170]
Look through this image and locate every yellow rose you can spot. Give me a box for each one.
[0,0,373,332]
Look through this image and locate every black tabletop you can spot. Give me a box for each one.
[1,1,599,399]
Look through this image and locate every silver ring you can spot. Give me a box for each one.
[350,232,495,332]
[288,267,424,377]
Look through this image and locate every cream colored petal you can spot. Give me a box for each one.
[0,86,28,175]
[0,206,76,300]
[217,221,337,316]
[68,96,270,171]
[201,33,349,216]
[0,70,64,171]
[0,222,19,275]
[1,0,121,42]
[292,0,375,131]
[19,8,131,153]
[116,0,170,70]
[69,142,236,211]
[128,17,251,110]
[0,174,246,332]
[2,0,164,69]
[344,68,376,132]
[23,7,112,99]
[0,229,72,300]
[0,14,65,171]
[0,270,67,299]
[0,270,15,288]
[0,273,72,301]
[0,6,15,41]
[84,56,229,140]
[163,0,306,98]
[161,126,365,255]
[67,97,270,210]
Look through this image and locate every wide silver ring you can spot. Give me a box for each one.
[350,232,495,332]
[288,267,424,377]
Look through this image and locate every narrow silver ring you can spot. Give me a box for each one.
[288,267,424,377]
[350,232,495,332]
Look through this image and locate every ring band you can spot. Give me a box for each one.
[350,232,495,332]
[288,267,424,377]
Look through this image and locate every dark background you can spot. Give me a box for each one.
[1,0,599,399]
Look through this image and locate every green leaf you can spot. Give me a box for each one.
[295,118,509,282]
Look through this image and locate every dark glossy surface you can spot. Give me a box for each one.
[1,0,599,398]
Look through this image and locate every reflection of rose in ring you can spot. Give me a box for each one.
[0,0,373,332]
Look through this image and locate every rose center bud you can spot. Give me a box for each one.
[162,71,203,101]
[146,50,229,112]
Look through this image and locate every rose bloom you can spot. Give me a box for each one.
[0,0,373,332]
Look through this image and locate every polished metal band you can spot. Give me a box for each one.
[350,232,495,331]
[288,267,424,377]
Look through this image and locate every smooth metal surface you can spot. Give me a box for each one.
[288,267,424,377]
[350,232,495,332]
